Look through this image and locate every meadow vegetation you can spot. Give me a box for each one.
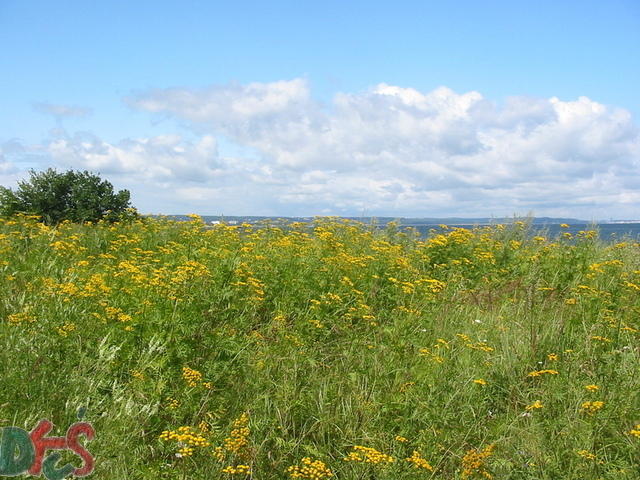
[1,214,638,479]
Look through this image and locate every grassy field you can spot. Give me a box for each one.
[1,214,638,479]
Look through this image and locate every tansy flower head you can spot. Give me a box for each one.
[287,457,333,478]
[581,401,605,415]
[222,464,251,475]
[461,444,494,479]
[405,450,434,471]
[525,400,544,411]
[576,450,596,460]
[527,369,559,378]
[343,446,394,465]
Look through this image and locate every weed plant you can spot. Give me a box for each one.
[1,215,638,479]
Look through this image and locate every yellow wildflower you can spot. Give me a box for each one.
[182,366,204,387]
[576,450,596,460]
[287,457,333,478]
[222,464,251,475]
[527,369,559,377]
[405,450,434,471]
[343,445,394,465]
[525,400,544,411]
[581,401,605,415]
[461,444,494,479]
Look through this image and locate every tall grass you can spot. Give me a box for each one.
[1,215,638,479]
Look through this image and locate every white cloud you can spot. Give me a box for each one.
[47,131,225,183]
[3,80,639,218]
[123,79,640,217]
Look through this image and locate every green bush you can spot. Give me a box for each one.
[0,168,136,224]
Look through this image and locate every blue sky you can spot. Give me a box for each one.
[1,0,639,218]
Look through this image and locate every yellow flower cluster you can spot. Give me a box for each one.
[399,382,415,392]
[465,342,494,353]
[7,312,35,326]
[83,273,112,296]
[343,301,376,324]
[577,230,598,239]
[214,413,251,461]
[527,369,559,377]
[576,449,596,460]
[221,464,251,475]
[104,306,133,323]
[584,384,599,392]
[461,444,494,479]
[55,322,76,337]
[160,426,211,456]
[182,366,204,387]
[232,263,265,302]
[177,446,194,457]
[418,347,444,364]
[624,281,640,292]
[473,379,487,386]
[287,457,333,479]
[628,424,640,438]
[581,401,605,415]
[405,450,434,471]
[343,445,394,465]
[50,238,87,254]
[474,250,495,262]
[525,400,544,411]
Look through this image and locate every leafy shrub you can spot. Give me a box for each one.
[0,168,136,224]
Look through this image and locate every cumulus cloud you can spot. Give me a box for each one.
[5,80,639,217]
[122,79,640,217]
[35,130,276,214]
[47,131,225,183]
